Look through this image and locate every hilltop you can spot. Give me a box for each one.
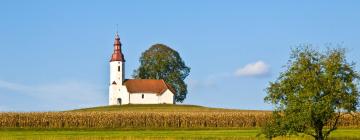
[70,104,269,112]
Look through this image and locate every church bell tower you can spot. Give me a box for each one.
[109,32,125,105]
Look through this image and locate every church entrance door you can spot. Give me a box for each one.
[117,98,122,105]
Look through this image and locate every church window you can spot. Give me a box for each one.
[118,66,120,72]
[142,94,144,99]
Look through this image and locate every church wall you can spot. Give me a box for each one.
[109,61,124,85]
[109,85,130,105]
[159,90,175,104]
[118,85,130,105]
[108,85,118,105]
[130,93,159,104]
[109,60,126,105]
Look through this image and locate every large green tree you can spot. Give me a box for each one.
[261,46,359,140]
[133,44,190,102]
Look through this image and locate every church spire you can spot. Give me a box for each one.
[110,32,125,62]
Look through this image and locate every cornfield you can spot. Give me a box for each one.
[0,112,358,129]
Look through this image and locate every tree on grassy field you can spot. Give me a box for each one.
[133,44,190,102]
[261,46,360,140]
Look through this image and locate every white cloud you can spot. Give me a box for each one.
[235,61,270,77]
[0,80,106,111]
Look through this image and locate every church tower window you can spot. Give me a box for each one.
[118,66,121,72]
[142,94,144,99]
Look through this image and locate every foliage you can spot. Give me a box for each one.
[261,46,360,140]
[133,44,190,102]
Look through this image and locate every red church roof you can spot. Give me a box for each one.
[124,79,175,95]
[110,33,125,62]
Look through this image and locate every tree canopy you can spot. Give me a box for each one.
[133,44,190,102]
[261,46,359,140]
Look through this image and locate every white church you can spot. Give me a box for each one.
[108,33,175,105]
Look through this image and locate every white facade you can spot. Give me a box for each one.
[109,61,128,105]
[109,84,130,105]
[130,93,159,104]
[109,61,125,84]
[159,90,175,104]
[127,90,174,104]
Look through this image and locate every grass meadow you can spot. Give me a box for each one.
[0,129,359,140]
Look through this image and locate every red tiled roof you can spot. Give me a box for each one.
[110,33,125,62]
[124,79,175,95]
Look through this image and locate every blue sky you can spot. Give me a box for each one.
[1,1,360,111]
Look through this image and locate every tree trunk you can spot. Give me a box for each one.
[315,129,324,140]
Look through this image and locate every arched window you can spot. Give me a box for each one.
[142,94,144,99]
[118,66,121,72]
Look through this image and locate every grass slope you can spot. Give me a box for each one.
[0,129,260,140]
[71,104,269,112]
[1,129,359,140]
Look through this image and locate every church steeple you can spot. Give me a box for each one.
[110,32,125,62]
[109,32,126,105]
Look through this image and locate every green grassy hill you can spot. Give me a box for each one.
[70,104,269,112]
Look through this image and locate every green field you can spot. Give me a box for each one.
[0,129,359,140]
